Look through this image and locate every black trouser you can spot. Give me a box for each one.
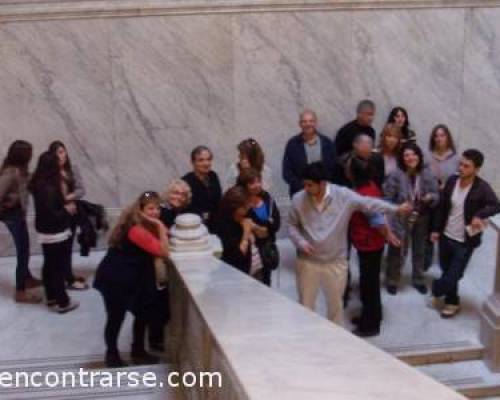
[432,235,474,305]
[64,221,77,284]
[3,215,32,290]
[358,249,383,331]
[148,288,170,346]
[41,239,72,307]
[102,293,147,355]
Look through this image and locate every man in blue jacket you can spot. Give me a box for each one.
[282,110,336,197]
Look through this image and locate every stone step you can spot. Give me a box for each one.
[384,340,485,366]
[417,360,500,399]
[0,354,179,400]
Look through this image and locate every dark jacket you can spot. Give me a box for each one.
[32,183,71,234]
[248,191,281,244]
[433,175,500,248]
[160,204,181,229]
[182,171,222,233]
[217,218,252,274]
[335,152,386,188]
[75,200,108,256]
[282,132,336,197]
[334,120,376,158]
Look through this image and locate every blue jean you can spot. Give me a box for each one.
[3,215,31,290]
[432,235,474,305]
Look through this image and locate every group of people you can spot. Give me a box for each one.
[283,101,500,337]
[1,98,499,367]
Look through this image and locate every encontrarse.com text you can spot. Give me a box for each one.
[0,369,222,389]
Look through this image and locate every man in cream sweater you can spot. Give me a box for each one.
[288,162,411,325]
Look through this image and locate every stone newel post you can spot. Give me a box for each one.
[480,215,500,371]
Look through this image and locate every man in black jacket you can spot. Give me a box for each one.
[430,149,500,318]
[333,100,376,186]
[282,110,336,197]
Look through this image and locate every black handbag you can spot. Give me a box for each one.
[259,199,280,270]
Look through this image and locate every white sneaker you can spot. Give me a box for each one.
[440,304,460,319]
[53,300,80,314]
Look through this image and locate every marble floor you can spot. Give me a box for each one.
[273,228,497,351]
[0,228,498,398]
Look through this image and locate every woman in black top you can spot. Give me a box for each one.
[29,152,79,313]
[387,107,417,145]
[237,169,281,286]
[216,186,253,274]
[48,141,88,290]
[94,191,169,367]
[182,146,222,233]
[160,179,192,229]
[0,140,42,303]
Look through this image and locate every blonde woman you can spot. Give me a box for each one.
[378,123,403,178]
[94,191,169,368]
[160,179,192,228]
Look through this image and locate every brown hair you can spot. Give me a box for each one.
[429,124,456,154]
[218,186,249,221]
[109,191,161,247]
[237,138,265,173]
[379,123,402,156]
[236,168,262,189]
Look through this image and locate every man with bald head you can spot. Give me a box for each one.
[282,110,336,197]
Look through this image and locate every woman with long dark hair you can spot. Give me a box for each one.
[237,168,281,286]
[383,143,439,295]
[0,140,42,303]
[29,152,79,313]
[386,107,416,145]
[48,141,88,290]
[224,138,273,192]
[94,191,169,367]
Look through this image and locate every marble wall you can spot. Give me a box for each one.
[0,6,500,209]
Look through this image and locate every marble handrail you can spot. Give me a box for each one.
[168,253,466,399]
[481,215,500,371]
[1,0,500,22]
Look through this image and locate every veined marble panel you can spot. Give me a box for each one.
[110,15,234,205]
[461,8,500,190]
[350,9,466,146]
[232,12,353,201]
[0,19,119,207]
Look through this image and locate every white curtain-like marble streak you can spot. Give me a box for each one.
[0,7,500,210]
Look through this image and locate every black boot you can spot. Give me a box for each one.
[105,351,128,368]
[131,346,160,365]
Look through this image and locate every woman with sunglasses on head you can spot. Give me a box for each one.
[48,141,88,290]
[224,138,273,192]
[0,140,42,303]
[386,107,416,145]
[29,152,79,313]
[182,146,222,233]
[94,191,169,368]
[236,168,281,286]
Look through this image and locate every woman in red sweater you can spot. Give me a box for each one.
[94,191,169,368]
[348,156,400,337]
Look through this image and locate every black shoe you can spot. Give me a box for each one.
[386,285,397,295]
[105,352,128,368]
[351,316,361,326]
[353,327,380,338]
[413,284,428,295]
[149,342,165,352]
[131,349,160,365]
